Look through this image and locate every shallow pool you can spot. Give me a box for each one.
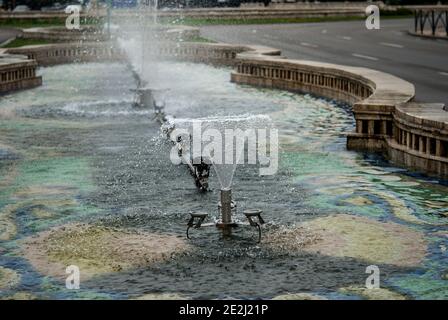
[0,62,447,300]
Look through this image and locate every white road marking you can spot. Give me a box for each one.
[342,36,352,40]
[352,53,379,61]
[300,42,318,48]
[322,29,328,34]
[439,71,448,76]
[380,42,404,48]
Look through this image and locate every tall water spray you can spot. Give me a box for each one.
[114,0,162,90]
[111,4,271,238]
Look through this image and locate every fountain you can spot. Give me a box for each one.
[109,2,272,238]
[99,0,274,243]
[168,116,271,241]
[2,25,448,298]
[3,53,447,299]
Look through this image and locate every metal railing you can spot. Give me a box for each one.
[414,7,448,37]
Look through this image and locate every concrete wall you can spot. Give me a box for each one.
[386,103,448,177]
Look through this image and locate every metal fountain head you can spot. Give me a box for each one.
[186,186,266,242]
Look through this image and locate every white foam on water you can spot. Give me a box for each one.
[60,99,152,117]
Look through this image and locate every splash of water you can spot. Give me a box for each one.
[172,114,273,189]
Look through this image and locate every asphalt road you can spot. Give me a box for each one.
[201,19,448,104]
[0,28,21,46]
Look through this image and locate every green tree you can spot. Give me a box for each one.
[3,0,74,10]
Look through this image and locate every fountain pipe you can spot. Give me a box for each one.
[140,89,155,109]
[220,188,232,225]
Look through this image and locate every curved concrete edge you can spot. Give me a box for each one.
[407,30,448,41]
[235,45,283,57]
[235,47,415,105]
[395,102,448,133]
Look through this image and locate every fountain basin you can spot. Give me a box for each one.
[0,60,447,300]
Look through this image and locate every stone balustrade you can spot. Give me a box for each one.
[150,42,250,66]
[6,43,126,66]
[0,54,42,94]
[6,41,248,67]
[387,103,448,176]
[233,59,374,104]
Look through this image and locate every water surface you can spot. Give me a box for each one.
[0,62,447,299]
